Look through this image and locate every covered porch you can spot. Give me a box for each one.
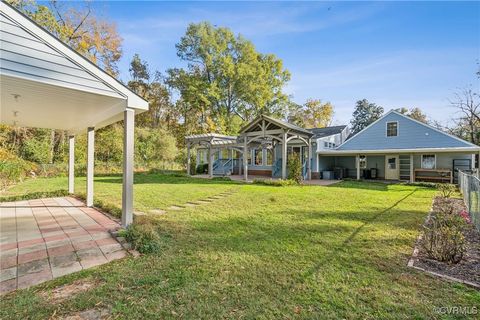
[185,115,315,181]
[317,149,480,183]
[0,2,149,227]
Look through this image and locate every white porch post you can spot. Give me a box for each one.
[208,145,213,178]
[186,143,191,176]
[410,154,414,183]
[86,127,95,207]
[68,135,75,194]
[307,138,312,180]
[122,109,135,227]
[282,131,287,179]
[243,138,248,181]
[230,149,234,172]
[356,154,360,180]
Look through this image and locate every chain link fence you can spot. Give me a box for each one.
[458,170,480,231]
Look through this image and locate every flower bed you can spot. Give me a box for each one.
[410,196,480,287]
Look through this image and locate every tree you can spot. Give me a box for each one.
[167,22,291,134]
[450,87,480,145]
[126,54,177,131]
[350,99,384,134]
[288,99,334,128]
[396,107,428,123]
[135,128,178,167]
[7,0,123,76]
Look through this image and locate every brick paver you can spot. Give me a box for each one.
[0,197,128,295]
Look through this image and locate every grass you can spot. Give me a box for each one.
[1,172,239,215]
[1,174,479,319]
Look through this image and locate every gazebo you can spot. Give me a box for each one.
[0,2,149,227]
[185,115,314,181]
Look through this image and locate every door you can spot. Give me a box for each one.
[385,155,399,180]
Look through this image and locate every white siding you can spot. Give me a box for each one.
[0,12,122,98]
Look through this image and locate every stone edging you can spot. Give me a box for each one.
[407,199,480,290]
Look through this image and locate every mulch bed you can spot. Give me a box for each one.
[410,196,480,288]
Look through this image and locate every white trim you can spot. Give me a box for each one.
[355,155,367,169]
[386,121,398,137]
[385,155,400,180]
[421,154,437,169]
[1,2,148,110]
[318,147,480,155]
[336,109,479,150]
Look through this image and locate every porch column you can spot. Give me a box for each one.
[356,154,360,180]
[410,154,414,183]
[231,149,234,173]
[122,108,135,227]
[243,139,248,181]
[307,138,312,180]
[86,127,95,207]
[208,145,213,178]
[68,135,75,194]
[282,131,287,179]
[186,143,191,176]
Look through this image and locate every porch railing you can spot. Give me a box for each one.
[457,170,480,231]
[273,158,282,177]
[212,159,233,176]
[302,160,307,180]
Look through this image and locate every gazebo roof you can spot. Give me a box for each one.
[0,2,148,133]
[240,114,313,137]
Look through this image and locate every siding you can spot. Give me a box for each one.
[338,112,475,150]
[413,153,473,170]
[0,12,122,98]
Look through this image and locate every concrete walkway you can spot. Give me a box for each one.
[0,197,127,295]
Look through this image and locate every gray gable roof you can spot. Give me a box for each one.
[308,125,347,138]
[336,110,479,151]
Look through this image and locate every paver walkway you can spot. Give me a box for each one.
[0,197,127,295]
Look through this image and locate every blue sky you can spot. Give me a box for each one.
[92,1,479,125]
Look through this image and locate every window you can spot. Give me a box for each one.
[253,148,263,166]
[221,149,229,159]
[387,157,397,169]
[266,149,273,166]
[324,141,328,148]
[247,150,252,165]
[386,122,398,137]
[358,155,367,169]
[422,154,436,169]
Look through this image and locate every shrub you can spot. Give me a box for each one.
[196,163,208,174]
[403,181,437,188]
[437,183,456,198]
[124,218,162,254]
[0,148,35,190]
[287,153,302,183]
[253,179,298,187]
[422,212,466,264]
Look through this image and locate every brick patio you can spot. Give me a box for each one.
[0,197,128,295]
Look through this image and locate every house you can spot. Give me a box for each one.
[319,110,480,183]
[0,2,149,226]
[185,110,480,183]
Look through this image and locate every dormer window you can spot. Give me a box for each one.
[386,122,398,137]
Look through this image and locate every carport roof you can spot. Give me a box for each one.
[0,2,148,133]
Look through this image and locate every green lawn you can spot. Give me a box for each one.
[1,174,479,319]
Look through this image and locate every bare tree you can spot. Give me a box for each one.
[450,86,480,145]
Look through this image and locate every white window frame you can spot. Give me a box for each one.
[386,121,399,137]
[253,148,263,166]
[356,155,367,169]
[421,154,436,169]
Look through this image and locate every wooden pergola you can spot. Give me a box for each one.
[185,115,314,181]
